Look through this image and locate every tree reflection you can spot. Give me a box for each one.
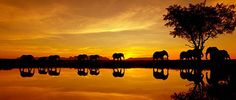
[172,62,236,100]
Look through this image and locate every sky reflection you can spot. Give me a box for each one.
[0,68,204,100]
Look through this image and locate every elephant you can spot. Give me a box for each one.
[186,48,203,60]
[77,54,88,61]
[112,53,125,60]
[219,50,231,60]
[113,68,125,77]
[38,57,47,61]
[206,47,230,60]
[153,68,169,80]
[77,68,89,76]
[19,68,35,77]
[19,55,34,65]
[206,47,220,60]
[153,50,168,60]
[48,67,60,76]
[89,68,100,75]
[89,55,100,61]
[38,57,48,66]
[38,67,47,74]
[48,55,60,66]
[180,51,191,60]
[48,55,60,62]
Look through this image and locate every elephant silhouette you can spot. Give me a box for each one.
[48,67,60,76]
[48,55,60,61]
[48,55,60,66]
[19,55,34,66]
[112,53,125,60]
[206,47,230,60]
[153,68,169,80]
[38,57,47,62]
[77,54,88,62]
[184,49,203,60]
[180,51,191,60]
[113,68,125,77]
[38,67,47,74]
[19,68,35,77]
[219,50,231,60]
[89,68,100,75]
[153,50,168,61]
[77,68,89,76]
[89,55,100,61]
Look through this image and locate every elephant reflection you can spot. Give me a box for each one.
[38,67,47,74]
[48,67,61,76]
[112,53,125,60]
[206,64,230,85]
[77,68,89,76]
[89,55,100,61]
[181,69,204,84]
[77,54,88,62]
[153,68,169,80]
[113,68,125,77]
[153,50,168,61]
[89,68,100,75]
[180,68,193,80]
[206,47,230,60]
[19,68,35,77]
[180,68,205,95]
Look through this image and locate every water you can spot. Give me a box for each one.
[0,68,211,100]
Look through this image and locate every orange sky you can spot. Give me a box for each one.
[0,0,235,59]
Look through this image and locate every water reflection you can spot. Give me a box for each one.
[172,61,236,100]
[153,64,169,80]
[77,68,89,76]
[38,67,47,74]
[0,61,235,100]
[48,67,61,76]
[19,68,35,77]
[113,68,125,77]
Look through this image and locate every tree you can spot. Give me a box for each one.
[163,2,236,60]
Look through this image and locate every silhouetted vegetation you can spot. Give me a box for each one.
[172,61,236,100]
[164,2,236,60]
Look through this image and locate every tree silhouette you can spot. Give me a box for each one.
[164,2,236,60]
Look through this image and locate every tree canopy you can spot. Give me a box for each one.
[164,3,236,50]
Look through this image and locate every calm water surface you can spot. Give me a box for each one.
[0,68,210,100]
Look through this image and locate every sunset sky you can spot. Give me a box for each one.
[0,0,235,59]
